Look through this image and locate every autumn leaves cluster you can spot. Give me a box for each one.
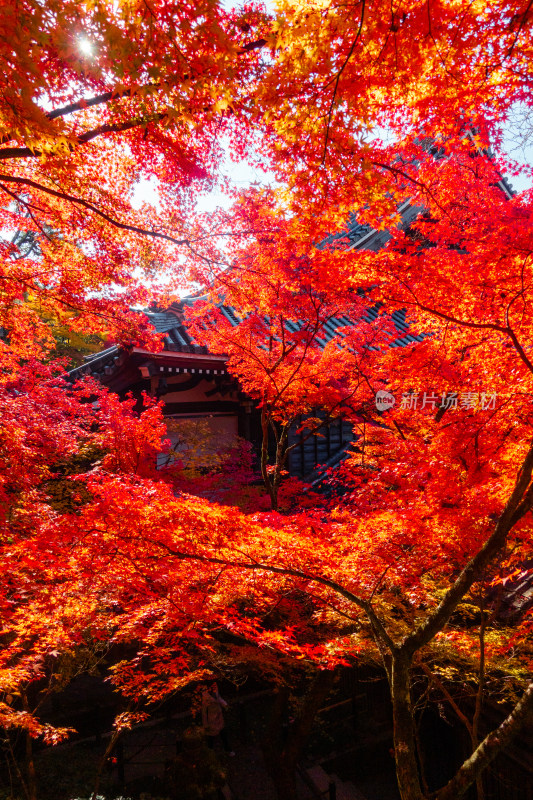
[1,1,533,797]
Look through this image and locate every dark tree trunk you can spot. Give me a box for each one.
[21,691,37,800]
[389,655,424,800]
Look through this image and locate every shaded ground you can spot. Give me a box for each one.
[1,689,399,800]
[322,739,400,800]
[89,691,397,800]
[116,693,315,800]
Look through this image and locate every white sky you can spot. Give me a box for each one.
[499,111,533,194]
[132,118,533,219]
[132,147,271,214]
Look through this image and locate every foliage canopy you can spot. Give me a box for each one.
[1,2,533,800]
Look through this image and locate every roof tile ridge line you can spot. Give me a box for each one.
[82,345,120,363]
[73,345,120,371]
[145,305,182,322]
[346,199,413,252]
[166,305,184,323]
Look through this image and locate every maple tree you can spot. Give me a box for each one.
[0,0,269,374]
[183,167,533,800]
[0,7,266,793]
[180,2,533,797]
[2,2,533,800]
[186,204,381,509]
[0,3,267,786]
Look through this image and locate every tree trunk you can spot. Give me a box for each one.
[21,691,37,800]
[24,732,37,800]
[472,603,487,800]
[260,407,278,510]
[390,654,424,800]
[91,729,122,800]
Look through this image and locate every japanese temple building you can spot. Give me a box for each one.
[68,202,429,479]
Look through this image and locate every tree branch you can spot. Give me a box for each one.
[434,681,533,800]
[148,535,396,647]
[386,281,533,377]
[0,115,166,161]
[322,0,366,165]
[239,38,267,53]
[402,441,533,656]
[0,174,190,247]
[44,86,157,122]
[420,662,473,735]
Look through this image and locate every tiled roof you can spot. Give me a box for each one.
[68,201,432,384]
[68,346,126,381]
[68,296,428,384]
[143,308,209,352]
[144,310,181,334]
[320,212,372,249]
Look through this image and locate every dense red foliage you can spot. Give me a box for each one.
[1,2,533,799]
